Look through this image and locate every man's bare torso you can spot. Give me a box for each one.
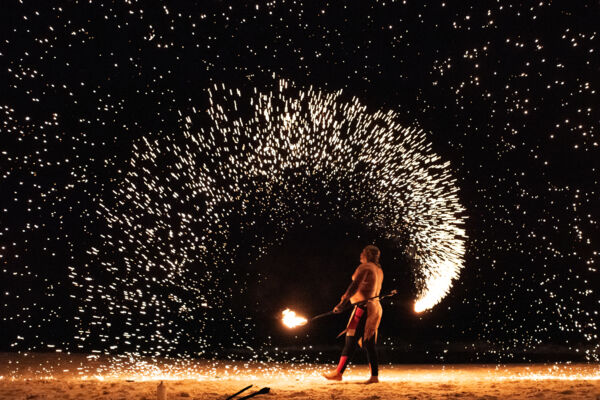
[349,262,384,303]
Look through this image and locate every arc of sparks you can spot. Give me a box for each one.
[91,78,466,356]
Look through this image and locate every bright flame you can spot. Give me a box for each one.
[413,301,425,313]
[282,309,307,328]
[414,255,464,313]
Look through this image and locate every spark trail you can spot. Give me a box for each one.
[85,79,467,355]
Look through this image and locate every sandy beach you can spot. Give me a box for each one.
[0,353,598,399]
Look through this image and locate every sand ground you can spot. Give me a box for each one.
[0,353,598,399]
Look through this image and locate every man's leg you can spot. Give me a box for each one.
[323,335,358,381]
[364,337,379,383]
[337,335,358,374]
[324,307,366,380]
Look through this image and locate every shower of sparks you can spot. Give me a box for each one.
[1,354,598,384]
[1,0,599,365]
[282,309,308,329]
[89,78,466,353]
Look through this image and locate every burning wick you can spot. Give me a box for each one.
[282,309,308,328]
[413,302,425,313]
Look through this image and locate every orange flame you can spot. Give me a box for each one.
[281,309,308,328]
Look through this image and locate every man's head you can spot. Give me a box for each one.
[361,245,381,265]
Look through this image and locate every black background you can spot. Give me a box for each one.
[1,1,599,362]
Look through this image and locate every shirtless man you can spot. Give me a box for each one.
[323,245,384,384]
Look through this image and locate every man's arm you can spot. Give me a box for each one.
[333,267,368,312]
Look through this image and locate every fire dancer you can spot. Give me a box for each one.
[323,245,384,384]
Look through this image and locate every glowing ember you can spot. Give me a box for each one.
[282,309,308,328]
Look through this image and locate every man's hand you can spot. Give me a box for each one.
[333,297,349,313]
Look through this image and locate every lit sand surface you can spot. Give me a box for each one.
[0,354,598,399]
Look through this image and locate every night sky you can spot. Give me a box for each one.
[1,1,599,363]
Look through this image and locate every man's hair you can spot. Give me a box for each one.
[363,245,381,266]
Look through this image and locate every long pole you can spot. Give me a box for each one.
[309,289,398,322]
